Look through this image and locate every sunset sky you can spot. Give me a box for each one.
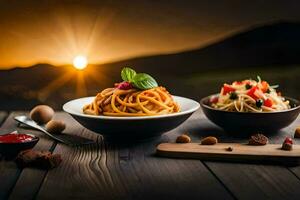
[0,0,300,69]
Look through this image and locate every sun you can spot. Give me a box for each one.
[73,55,88,70]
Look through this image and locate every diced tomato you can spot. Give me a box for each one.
[116,81,133,90]
[246,86,259,100]
[264,98,273,107]
[284,137,293,144]
[222,84,235,95]
[209,96,219,104]
[261,81,269,93]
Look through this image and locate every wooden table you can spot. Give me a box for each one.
[1,110,300,200]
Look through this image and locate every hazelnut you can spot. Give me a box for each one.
[294,127,300,138]
[248,133,268,145]
[45,120,66,134]
[176,134,191,143]
[201,136,218,145]
[30,105,54,124]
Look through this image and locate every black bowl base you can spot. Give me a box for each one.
[102,134,163,143]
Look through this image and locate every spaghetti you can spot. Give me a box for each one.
[83,86,180,116]
[210,77,290,112]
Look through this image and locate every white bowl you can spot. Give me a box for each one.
[63,96,200,141]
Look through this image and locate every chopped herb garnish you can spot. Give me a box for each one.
[257,75,261,83]
[270,84,279,89]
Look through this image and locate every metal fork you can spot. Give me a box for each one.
[14,115,95,146]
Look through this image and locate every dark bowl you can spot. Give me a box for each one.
[200,94,300,134]
[63,96,200,141]
[0,132,39,157]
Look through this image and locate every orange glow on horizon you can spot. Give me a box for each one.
[0,1,235,69]
[37,64,107,101]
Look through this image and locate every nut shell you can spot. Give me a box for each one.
[176,134,191,143]
[248,134,268,145]
[45,120,66,134]
[30,105,54,124]
[201,136,218,145]
[294,127,300,138]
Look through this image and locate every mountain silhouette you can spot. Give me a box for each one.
[102,21,300,75]
[1,21,300,110]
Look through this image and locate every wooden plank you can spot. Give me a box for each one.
[157,143,300,164]
[0,112,8,125]
[36,112,233,199]
[8,112,71,200]
[0,112,25,200]
[0,112,56,200]
[285,116,300,183]
[167,110,300,200]
[107,138,233,199]
[0,111,9,197]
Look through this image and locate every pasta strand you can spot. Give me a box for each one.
[83,87,180,116]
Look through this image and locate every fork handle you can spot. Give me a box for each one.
[14,116,73,146]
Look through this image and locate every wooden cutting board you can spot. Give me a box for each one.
[156,143,300,165]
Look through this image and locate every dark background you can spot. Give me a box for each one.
[0,0,300,110]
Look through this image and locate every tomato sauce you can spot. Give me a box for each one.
[0,132,34,143]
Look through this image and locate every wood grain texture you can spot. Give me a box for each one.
[0,112,24,200]
[2,109,300,199]
[0,112,7,125]
[36,112,233,200]
[167,110,300,200]
[0,112,56,200]
[285,116,300,187]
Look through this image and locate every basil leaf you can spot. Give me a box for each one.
[132,73,158,90]
[121,67,136,82]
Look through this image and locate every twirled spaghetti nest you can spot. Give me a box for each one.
[83,86,180,116]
